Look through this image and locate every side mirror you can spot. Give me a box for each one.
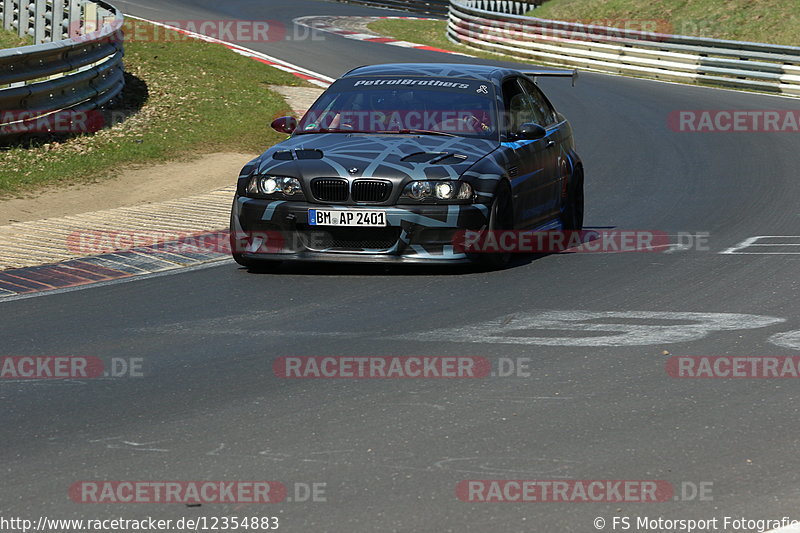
[271,116,297,134]
[514,122,547,140]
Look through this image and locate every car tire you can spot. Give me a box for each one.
[475,183,514,270]
[560,165,584,231]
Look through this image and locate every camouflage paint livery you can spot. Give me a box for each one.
[231,63,582,264]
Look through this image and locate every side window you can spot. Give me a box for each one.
[502,78,535,133]
[519,78,558,126]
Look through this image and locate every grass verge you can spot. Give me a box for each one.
[0,20,307,195]
[0,28,33,48]
[530,0,799,46]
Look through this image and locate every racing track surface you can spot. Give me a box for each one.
[2,0,800,531]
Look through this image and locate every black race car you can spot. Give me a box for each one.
[230,63,583,269]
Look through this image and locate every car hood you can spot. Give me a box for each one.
[249,133,499,180]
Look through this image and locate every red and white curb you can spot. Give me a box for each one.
[293,15,469,56]
[0,231,231,300]
[0,184,241,299]
[126,15,334,88]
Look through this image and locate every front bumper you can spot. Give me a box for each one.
[231,197,490,263]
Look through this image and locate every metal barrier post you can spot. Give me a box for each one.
[51,0,65,40]
[32,0,45,43]
[17,0,29,38]
[2,0,14,32]
[67,0,80,37]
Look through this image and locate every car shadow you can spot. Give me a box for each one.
[239,252,551,277]
[237,226,617,276]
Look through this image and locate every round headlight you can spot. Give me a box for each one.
[457,182,473,200]
[260,177,278,194]
[281,178,301,196]
[435,182,454,199]
[409,181,432,199]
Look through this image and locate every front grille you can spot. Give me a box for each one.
[352,179,391,203]
[311,178,348,202]
[298,226,401,251]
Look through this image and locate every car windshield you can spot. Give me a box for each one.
[296,76,498,139]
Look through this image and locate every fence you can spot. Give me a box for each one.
[0,0,124,136]
[448,0,800,97]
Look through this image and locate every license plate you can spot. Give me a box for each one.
[308,209,387,227]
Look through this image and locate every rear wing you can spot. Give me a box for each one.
[521,69,579,87]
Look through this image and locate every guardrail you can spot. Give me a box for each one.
[332,0,539,17]
[0,0,124,137]
[448,0,800,97]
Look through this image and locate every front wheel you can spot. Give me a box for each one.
[560,166,584,231]
[475,184,514,270]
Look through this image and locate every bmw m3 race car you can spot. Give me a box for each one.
[230,63,583,269]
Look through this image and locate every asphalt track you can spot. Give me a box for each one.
[2,0,800,531]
